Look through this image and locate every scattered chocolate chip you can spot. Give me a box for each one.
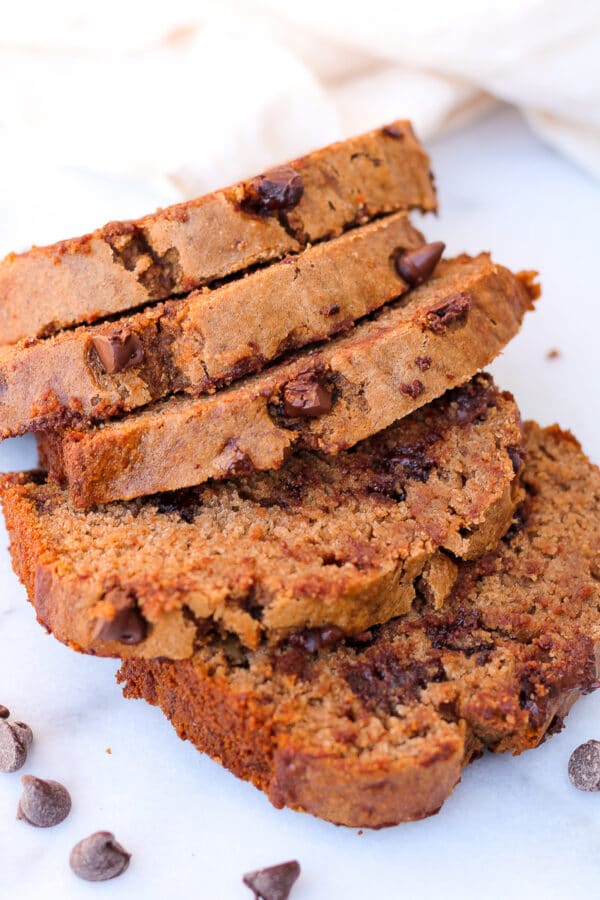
[0,705,9,718]
[17,776,71,827]
[400,380,425,400]
[422,294,472,334]
[568,740,600,791]
[414,356,432,372]
[382,124,404,139]
[243,860,301,900]
[91,329,144,374]
[70,831,131,882]
[94,597,148,645]
[394,241,445,287]
[0,720,33,772]
[243,166,304,213]
[283,372,332,418]
[154,487,200,523]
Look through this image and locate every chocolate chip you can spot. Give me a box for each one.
[0,720,33,773]
[289,625,346,653]
[95,604,148,645]
[243,860,301,900]
[394,241,445,287]
[414,356,432,372]
[400,380,425,400]
[283,372,332,418]
[17,776,71,827]
[244,167,304,213]
[70,831,131,881]
[568,740,600,791]
[0,705,9,718]
[382,124,404,139]
[91,329,144,374]
[507,445,526,474]
[422,293,472,334]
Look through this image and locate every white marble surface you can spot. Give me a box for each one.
[1,108,599,899]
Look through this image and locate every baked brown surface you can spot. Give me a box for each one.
[38,254,537,507]
[0,213,425,438]
[0,121,436,346]
[2,376,522,657]
[118,423,600,828]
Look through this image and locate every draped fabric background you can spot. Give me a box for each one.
[0,0,598,253]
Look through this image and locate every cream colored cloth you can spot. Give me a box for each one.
[0,0,598,218]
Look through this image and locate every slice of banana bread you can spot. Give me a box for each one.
[118,423,600,828]
[38,254,537,507]
[0,213,427,438]
[2,376,522,657]
[0,121,436,345]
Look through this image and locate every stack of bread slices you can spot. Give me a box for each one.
[1,121,599,828]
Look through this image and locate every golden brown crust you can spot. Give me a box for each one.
[39,254,536,506]
[0,214,424,438]
[0,121,436,345]
[118,423,600,827]
[1,377,522,657]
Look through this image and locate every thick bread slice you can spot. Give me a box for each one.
[0,121,436,345]
[0,213,425,438]
[118,423,600,828]
[38,254,537,507]
[2,376,522,657]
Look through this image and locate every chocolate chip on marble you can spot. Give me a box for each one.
[91,329,144,374]
[17,776,71,827]
[94,604,148,645]
[70,831,131,882]
[0,705,9,718]
[283,372,332,418]
[243,860,301,900]
[568,740,600,792]
[244,166,304,213]
[0,720,33,773]
[394,241,445,287]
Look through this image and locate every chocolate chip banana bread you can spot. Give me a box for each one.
[2,377,523,657]
[0,214,428,438]
[0,121,436,345]
[118,423,600,828]
[38,255,537,507]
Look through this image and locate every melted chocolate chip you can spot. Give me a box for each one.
[70,832,131,881]
[154,487,200,523]
[345,650,446,714]
[414,356,432,372]
[394,241,445,287]
[422,293,472,334]
[17,776,71,827]
[243,860,301,900]
[243,166,304,214]
[507,445,526,474]
[95,603,148,645]
[92,330,144,374]
[400,380,425,400]
[289,625,346,653]
[283,372,332,418]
